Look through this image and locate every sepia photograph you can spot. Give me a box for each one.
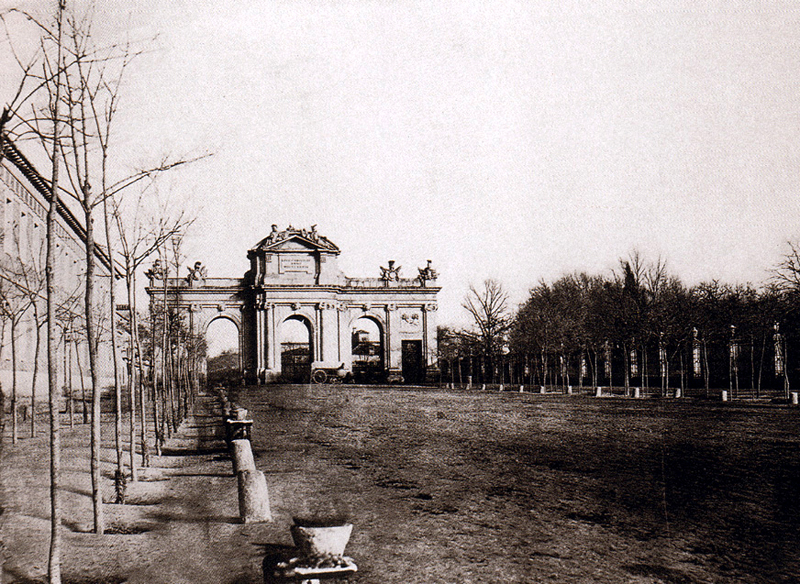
[1,1,799,582]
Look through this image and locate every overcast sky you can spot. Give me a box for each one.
[3,0,800,330]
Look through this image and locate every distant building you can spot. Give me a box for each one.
[146,225,441,384]
[0,138,115,399]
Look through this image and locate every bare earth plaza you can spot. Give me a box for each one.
[3,2,800,584]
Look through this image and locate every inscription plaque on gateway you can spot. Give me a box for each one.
[279,255,314,273]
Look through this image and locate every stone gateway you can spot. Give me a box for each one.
[146,226,440,384]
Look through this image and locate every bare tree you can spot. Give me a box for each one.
[45,5,66,577]
[463,279,511,384]
[114,192,192,480]
[47,4,205,526]
[0,224,50,439]
[773,241,800,292]
[0,271,30,445]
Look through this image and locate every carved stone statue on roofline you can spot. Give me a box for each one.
[418,260,438,287]
[186,261,207,285]
[145,258,164,282]
[380,260,401,282]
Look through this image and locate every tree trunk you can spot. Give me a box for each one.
[31,313,41,438]
[131,270,149,467]
[161,256,171,440]
[757,332,765,399]
[102,181,123,496]
[642,343,649,391]
[46,5,65,577]
[150,304,161,456]
[125,267,138,482]
[11,320,17,444]
[84,200,104,535]
[65,331,73,429]
[77,344,87,424]
[623,342,630,393]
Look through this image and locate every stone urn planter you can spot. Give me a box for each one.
[269,517,357,581]
[290,522,353,558]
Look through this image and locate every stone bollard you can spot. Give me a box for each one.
[481,384,486,391]
[721,390,728,402]
[467,376,473,389]
[499,384,504,392]
[791,392,798,406]
[634,387,641,399]
[231,439,256,475]
[519,385,524,393]
[595,386,602,398]
[237,469,272,523]
[675,387,682,398]
[567,385,573,395]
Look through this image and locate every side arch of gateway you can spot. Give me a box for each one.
[145,226,441,384]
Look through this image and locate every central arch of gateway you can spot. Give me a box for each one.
[145,226,440,384]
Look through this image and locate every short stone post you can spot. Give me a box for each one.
[519,385,524,393]
[595,386,602,397]
[467,376,473,389]
[721,390,728,402]
[481,384,486,391]
[231,439,256,475]
[567,385,572,395]
[633,387,641,399]
[791,392,798,406]
[499,384,504,392]
[675,387,682,398]
[237,469,272,523]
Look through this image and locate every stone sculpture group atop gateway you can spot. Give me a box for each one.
[146,225,440,385]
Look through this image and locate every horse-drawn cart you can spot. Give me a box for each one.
[310,363,351,384]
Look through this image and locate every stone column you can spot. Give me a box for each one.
[265,303,277,377]
[422,303,439,382]
[319,302,339,364]
[386,305,402,379]
[255,297,265,382]
[338,304,352,370]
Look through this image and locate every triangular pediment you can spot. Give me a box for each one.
[267,238,316,252]
[251,226,340,254]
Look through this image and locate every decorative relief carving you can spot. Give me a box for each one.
[424,303,438,312]
[258,224,337,251]
[318,301,337,311]
[291,302,301,311]
[401,312,421,327]
[386,303,397,312]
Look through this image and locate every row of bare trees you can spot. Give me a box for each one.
[452,249,800,396]
[1,3,204,581]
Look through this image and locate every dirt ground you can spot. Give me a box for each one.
[2,386,800,583]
